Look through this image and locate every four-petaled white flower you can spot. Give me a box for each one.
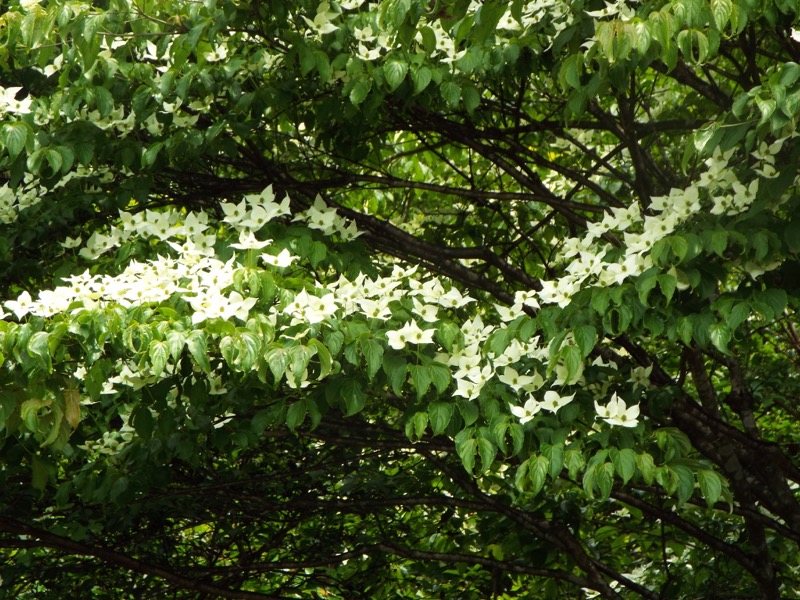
[629,365,652,390]
[260,248,298,268]
[510,396,541,424]
[498,367,538,392]
[294,195,339,234]
[4,291,35,319]
[386,319,435,350]
[540,390,576,413]
[302,2,340,36]
[595,393,640,428]
[0,86,33,114]
[230,230,271,250]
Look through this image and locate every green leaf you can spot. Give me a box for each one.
[582,463,598,498]
[559,52,584,90]
[711,0,732,30]
[2,122,30,159]
[418,26,437,54]
[340,377,367,416]
[308,338,332,379]
[727,302,750,331]
[412,66,432,94]
[707,229,728,256]
[462,85,480,112]
[428,401,453,435]
[428,362,451,394]
[657,274,677,304]
[573,325,597,358]
[458,399,479,427]
[186,331,211,373]
[560,344,583,383]
[637,452,656,485]
[670,235,688,262]
[409,364,432,399]
[491,416,509,454]
[384,59,408,90]
[165,329,186,362]
[27,331,52,373]
[698,470,723,506]
[674,464,696,506]
[350,79,371,105]
[597,462,615,499]
[440,81,461,107]
[265,345,289,383]
[132,406,155,440]
[382,353,407,395]
[611,448,636,484]
[149,341,168,377]
[361,338,384,380]
[455,429,477,473]
[406,411,428,440]
[709,322,732,354]
[515,459,530,491]
[755,96,776,124]
[635,267,659,305]
[529,455,549,495]
[142,141,164,168]
[289,345,313,386]
[541,443,564,479]
[477,437,496,473]
[286,400,308,430]
[21,397,49,432]
[565,448,585,480]
[759,289,787,318]
[31,455,50,491]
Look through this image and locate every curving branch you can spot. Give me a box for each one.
[0,516,292,600]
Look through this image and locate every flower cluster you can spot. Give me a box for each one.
[1,180,646,432]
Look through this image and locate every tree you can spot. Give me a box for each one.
[2,0,800,597]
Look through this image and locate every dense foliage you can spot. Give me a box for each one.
[2,0,800,597]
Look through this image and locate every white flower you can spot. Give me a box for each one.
[594,393,640,427]
[189,290,257,324]
[4,291,35,319]
[412,299,439,323]
[513,290,540,309]
[540,390,576,413]
[294,195,339,234]
[452,377,483,400]
[204,44,228,62]
[498,367,538,392]
[302,2,340,35]
[260,248,298,268]
[629,365,652,390]
[0,86,33,114]
[221,200,248,225]
[341,0,366,10]
[438,287,474,308]
[230,230,272,250]
[357,298,392,320]
[354,25,375,42]
[386,319,435,350]
[510,396,541,424]
[60,236,83,249]
[284,289,339,324]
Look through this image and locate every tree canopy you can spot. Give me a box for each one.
[2,0,800,597]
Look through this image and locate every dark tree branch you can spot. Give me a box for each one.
[0,517,292,600]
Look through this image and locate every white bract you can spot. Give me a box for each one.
[386,319,435,350]
[510,396,541,424]
[540,390,576,413]
[595,393,640,428]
